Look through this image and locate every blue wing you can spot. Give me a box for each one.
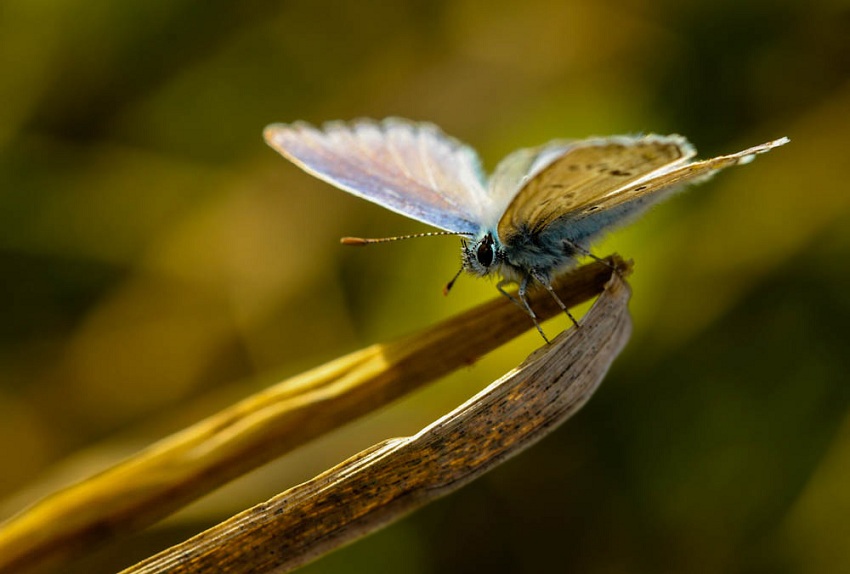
[264,118,490,235]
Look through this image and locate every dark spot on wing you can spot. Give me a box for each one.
[635,185,647,191]
[610,169,632,176]
[586,206,600,212]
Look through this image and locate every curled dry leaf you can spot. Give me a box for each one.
[123,267,633,574]
[0,256,629,574]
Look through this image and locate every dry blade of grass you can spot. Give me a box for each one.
[123,266,633,573]
[0,256,630,574]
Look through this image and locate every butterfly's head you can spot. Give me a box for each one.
[461,232,504,277]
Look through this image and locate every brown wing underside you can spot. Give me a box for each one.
[497,136,788,241]
[497,137,692,241]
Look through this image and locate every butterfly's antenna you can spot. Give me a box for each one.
[341,231,473,246]
[443,265,464,296]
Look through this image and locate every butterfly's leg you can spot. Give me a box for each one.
[532,271,580,329]
[517,276,550,344]
[563,238,615,270]
[496,279,525,310]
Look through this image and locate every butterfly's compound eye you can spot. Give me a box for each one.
[476,235,494,268]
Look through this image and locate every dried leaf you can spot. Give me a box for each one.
[0,257,630,573]
[123,269,632,573]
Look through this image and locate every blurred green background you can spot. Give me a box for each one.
[1,0,849,572]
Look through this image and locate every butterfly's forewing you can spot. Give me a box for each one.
[496,135,695,242]
[566,137,790,219]
[264,118,489,234]
[483,142,575,230]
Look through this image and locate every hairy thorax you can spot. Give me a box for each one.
[502,225,581,283]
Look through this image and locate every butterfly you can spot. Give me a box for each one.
[264,118,788,340]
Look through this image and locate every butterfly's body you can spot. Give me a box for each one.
[264,118,787,338]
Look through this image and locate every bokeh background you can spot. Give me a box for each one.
[1,1,849,572]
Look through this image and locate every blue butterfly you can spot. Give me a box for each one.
[264,118,787,340]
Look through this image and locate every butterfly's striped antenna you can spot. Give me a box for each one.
[340,231,473,246]
[340,230,474,297]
